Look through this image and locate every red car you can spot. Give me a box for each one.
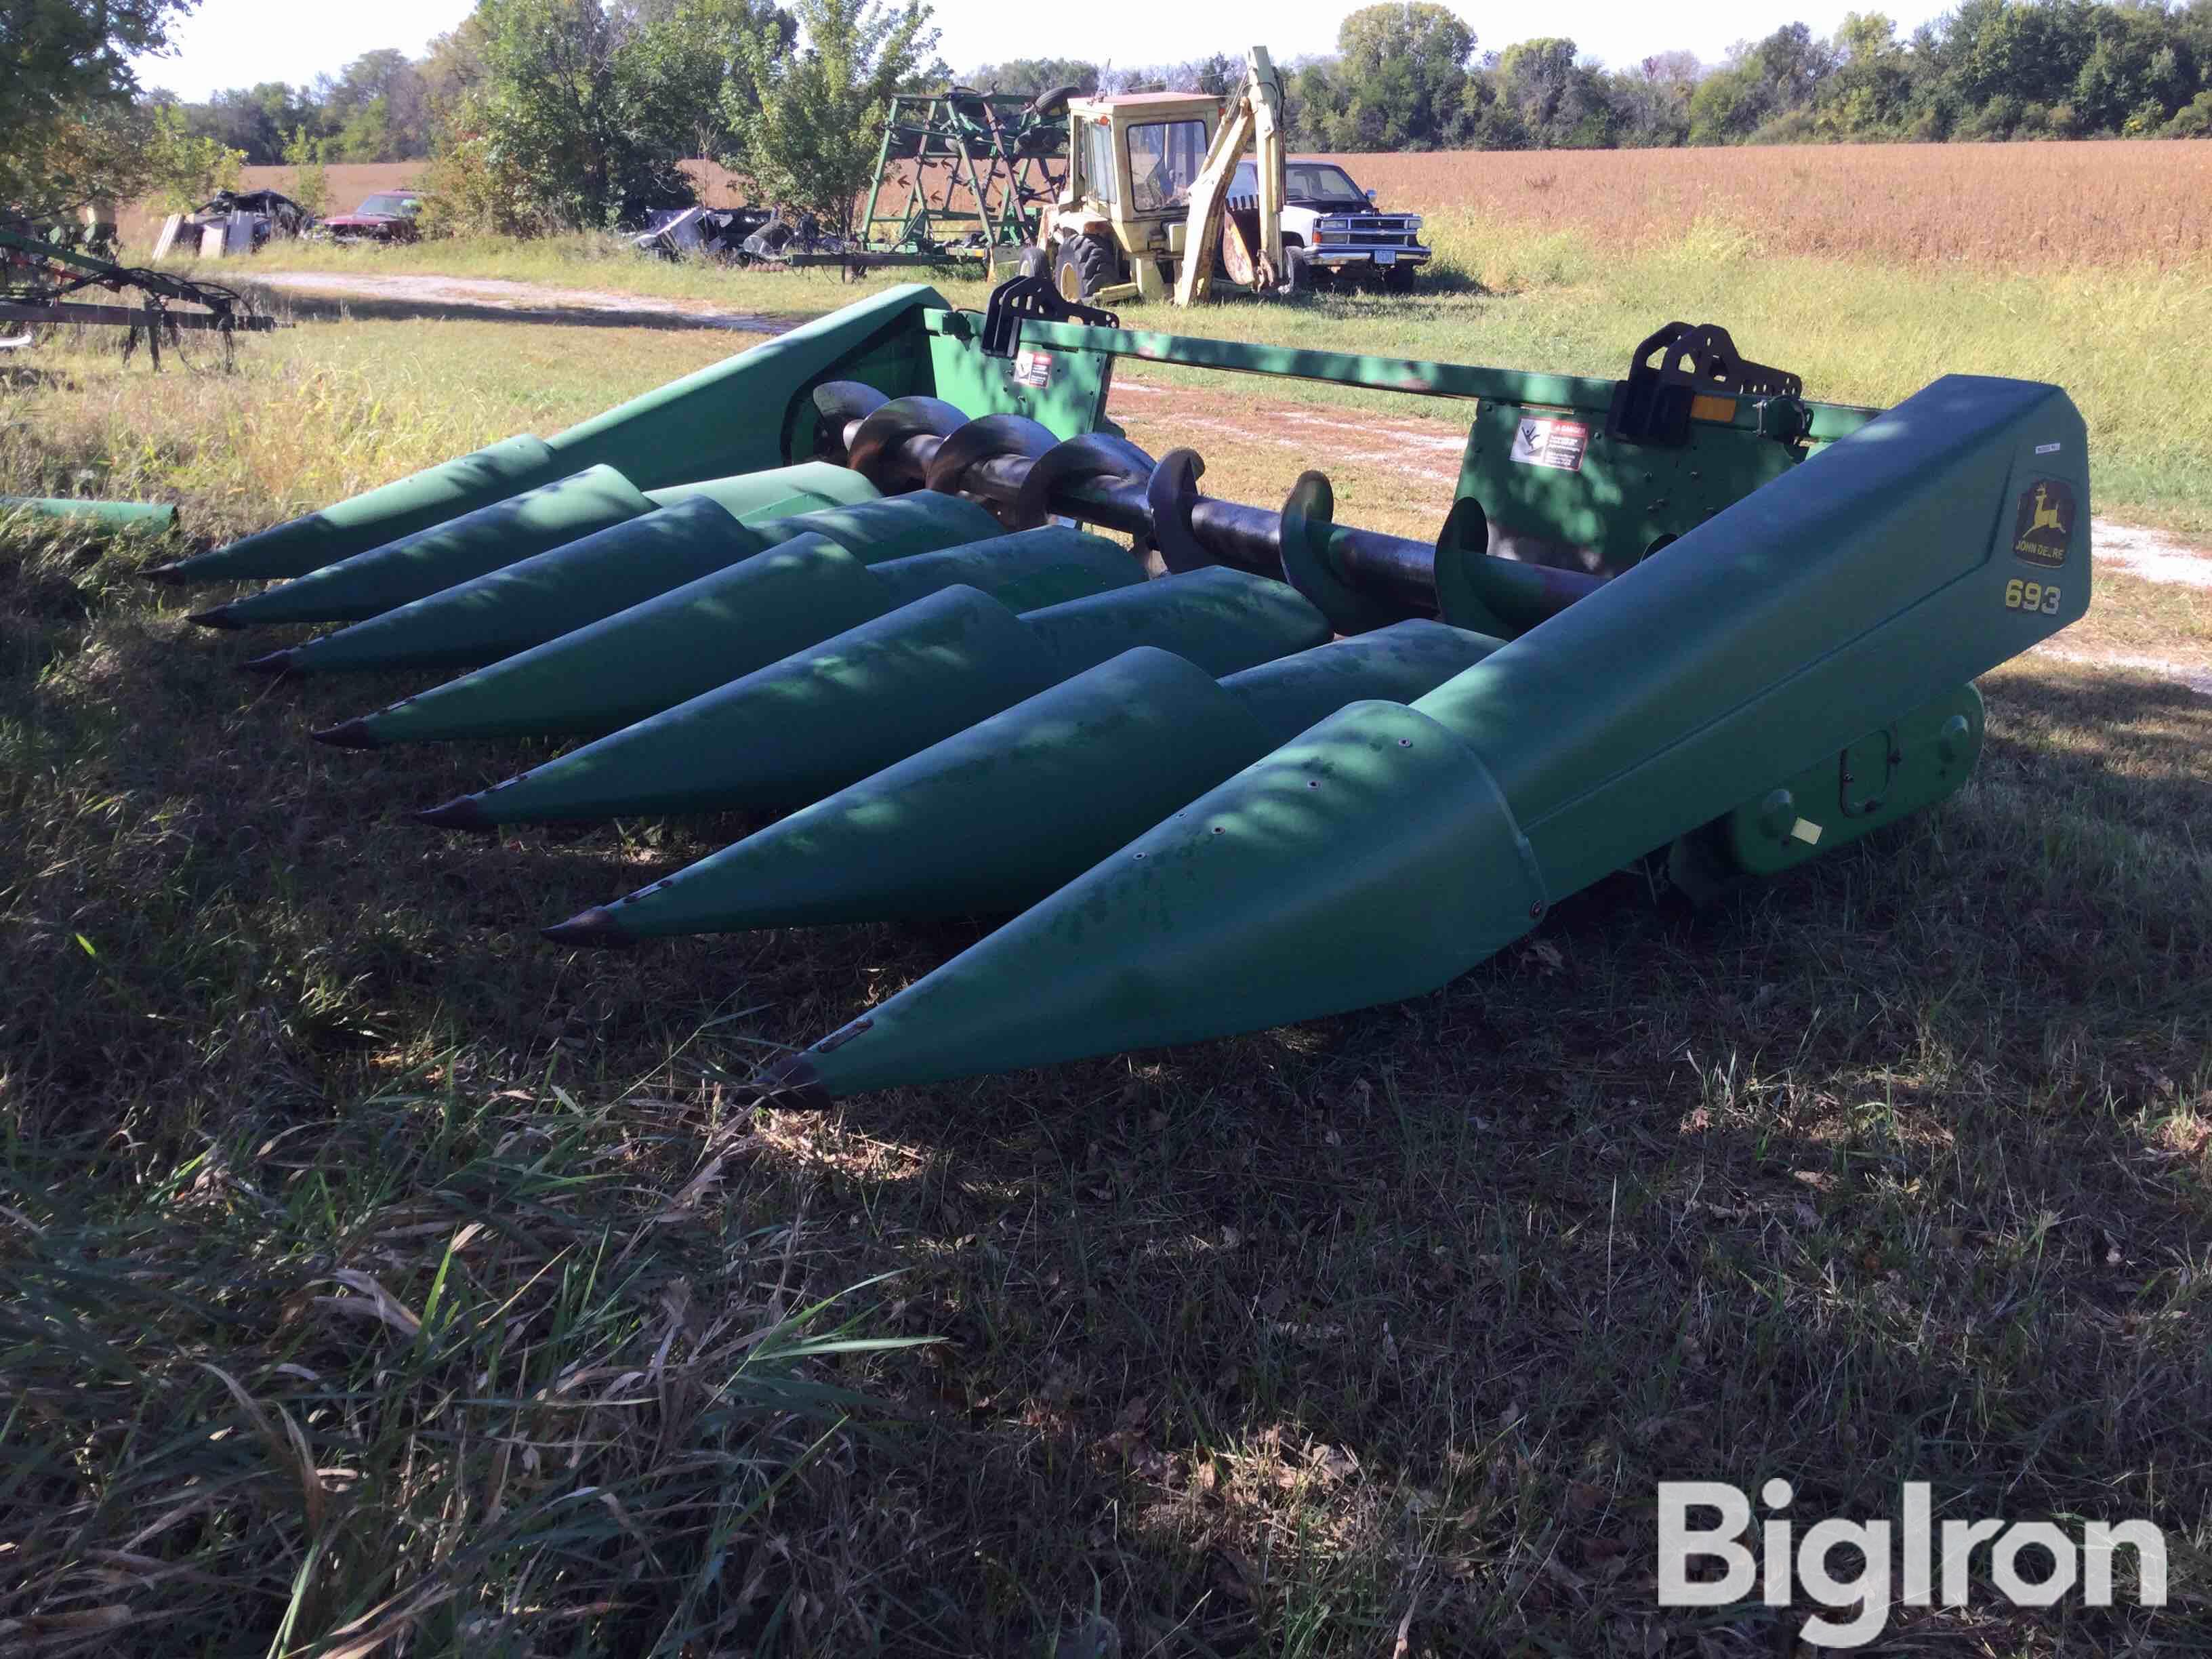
[321,192,423,243]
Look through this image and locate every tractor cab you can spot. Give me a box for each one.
[1043,91,1230,304]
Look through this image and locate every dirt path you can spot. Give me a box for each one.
[254,271,793,333]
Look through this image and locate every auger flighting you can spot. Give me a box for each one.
[155,281,2092,1097]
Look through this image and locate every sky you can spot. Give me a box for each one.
[133,0,1959,102]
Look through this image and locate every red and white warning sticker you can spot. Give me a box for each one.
[1011,349,1054,389]
[1509,415,1589,472]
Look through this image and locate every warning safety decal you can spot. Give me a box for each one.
[1510,415,1589,472]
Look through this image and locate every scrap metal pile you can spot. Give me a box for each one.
[149,189,312,260]
[155,279,2092,1098]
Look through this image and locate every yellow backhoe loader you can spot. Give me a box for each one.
[1020,47,1290,308]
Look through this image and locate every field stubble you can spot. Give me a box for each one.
[5,150,2211,1654]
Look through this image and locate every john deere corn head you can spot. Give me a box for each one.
[157,280,2091,1099]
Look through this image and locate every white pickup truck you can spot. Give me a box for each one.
[1229,157,1431,290]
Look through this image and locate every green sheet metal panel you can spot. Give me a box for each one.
[923,311,1115,441]
[552,620,1502,940]
[157,285,951,586]
[643,459,879,518]
[193,465,658,630]
[424,568,1330,826]
[1460,400,1807,574]
[1671,684,1986,897]
[263,488,993,678]
[323,526,1138,748]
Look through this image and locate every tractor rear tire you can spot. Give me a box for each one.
[1054,234,1116,304]
[1016,244,1049,281]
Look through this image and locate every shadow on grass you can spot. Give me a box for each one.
[251,283,802,336]
[3,575,2207,1655]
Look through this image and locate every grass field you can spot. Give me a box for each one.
[7,140,2211,1654]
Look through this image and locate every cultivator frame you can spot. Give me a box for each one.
[855,90,1070,265]
[0,220,274,365]
[154,279,2092,1099]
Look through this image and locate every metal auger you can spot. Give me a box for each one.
[815,384,1604,640]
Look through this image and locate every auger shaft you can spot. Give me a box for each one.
[827,394,1596,636]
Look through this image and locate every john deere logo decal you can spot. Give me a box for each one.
[2011,478,2074,569]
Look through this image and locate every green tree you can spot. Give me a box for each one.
[321,49,434,159]
[1818,12,1917,137]
[966,56,1099,96]
[1,0,200,209]
[447,0,762,230]
[720,0,941,232]
[1605,52,1699,148]
[1317,3,1478,149]
[147,101,244,210]
[1496,37,1618,147]
[283,124,332,216]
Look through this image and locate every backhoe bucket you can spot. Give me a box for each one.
[773,374,2089,1097]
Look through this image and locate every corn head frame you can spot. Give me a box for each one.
[155,279,2093,1100]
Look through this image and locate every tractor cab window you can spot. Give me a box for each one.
[1128,120,1207,215]
[1083,122,1118,207]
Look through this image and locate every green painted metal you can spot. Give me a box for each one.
[1,495,176,533]
[153,285,953,586]
[1460,397,1802,576]
[190,465,657,630]
[555,620,1503,941]
[157,434,563,586]
[858,90,1068,257]
[1669,684,1985,900]
[644,461,877,517]
[781,373,2091,1096]
[422,567,1331,828]
[925,312,1116,438]
[258,490,996,676]
[989,313,1878,443]
[321,525,1137,747]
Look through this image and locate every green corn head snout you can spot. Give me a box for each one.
[192,461,886,632]
[321,523,1140,750]
[256,489,996,677]
[782,374,2091,1097]
[152,285,961,584]
[554,619,1507,941]
[420,566,1332,829]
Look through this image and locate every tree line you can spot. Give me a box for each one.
[981,0,2212,148]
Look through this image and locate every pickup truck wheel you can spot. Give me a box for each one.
[1054,234,1116,302]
